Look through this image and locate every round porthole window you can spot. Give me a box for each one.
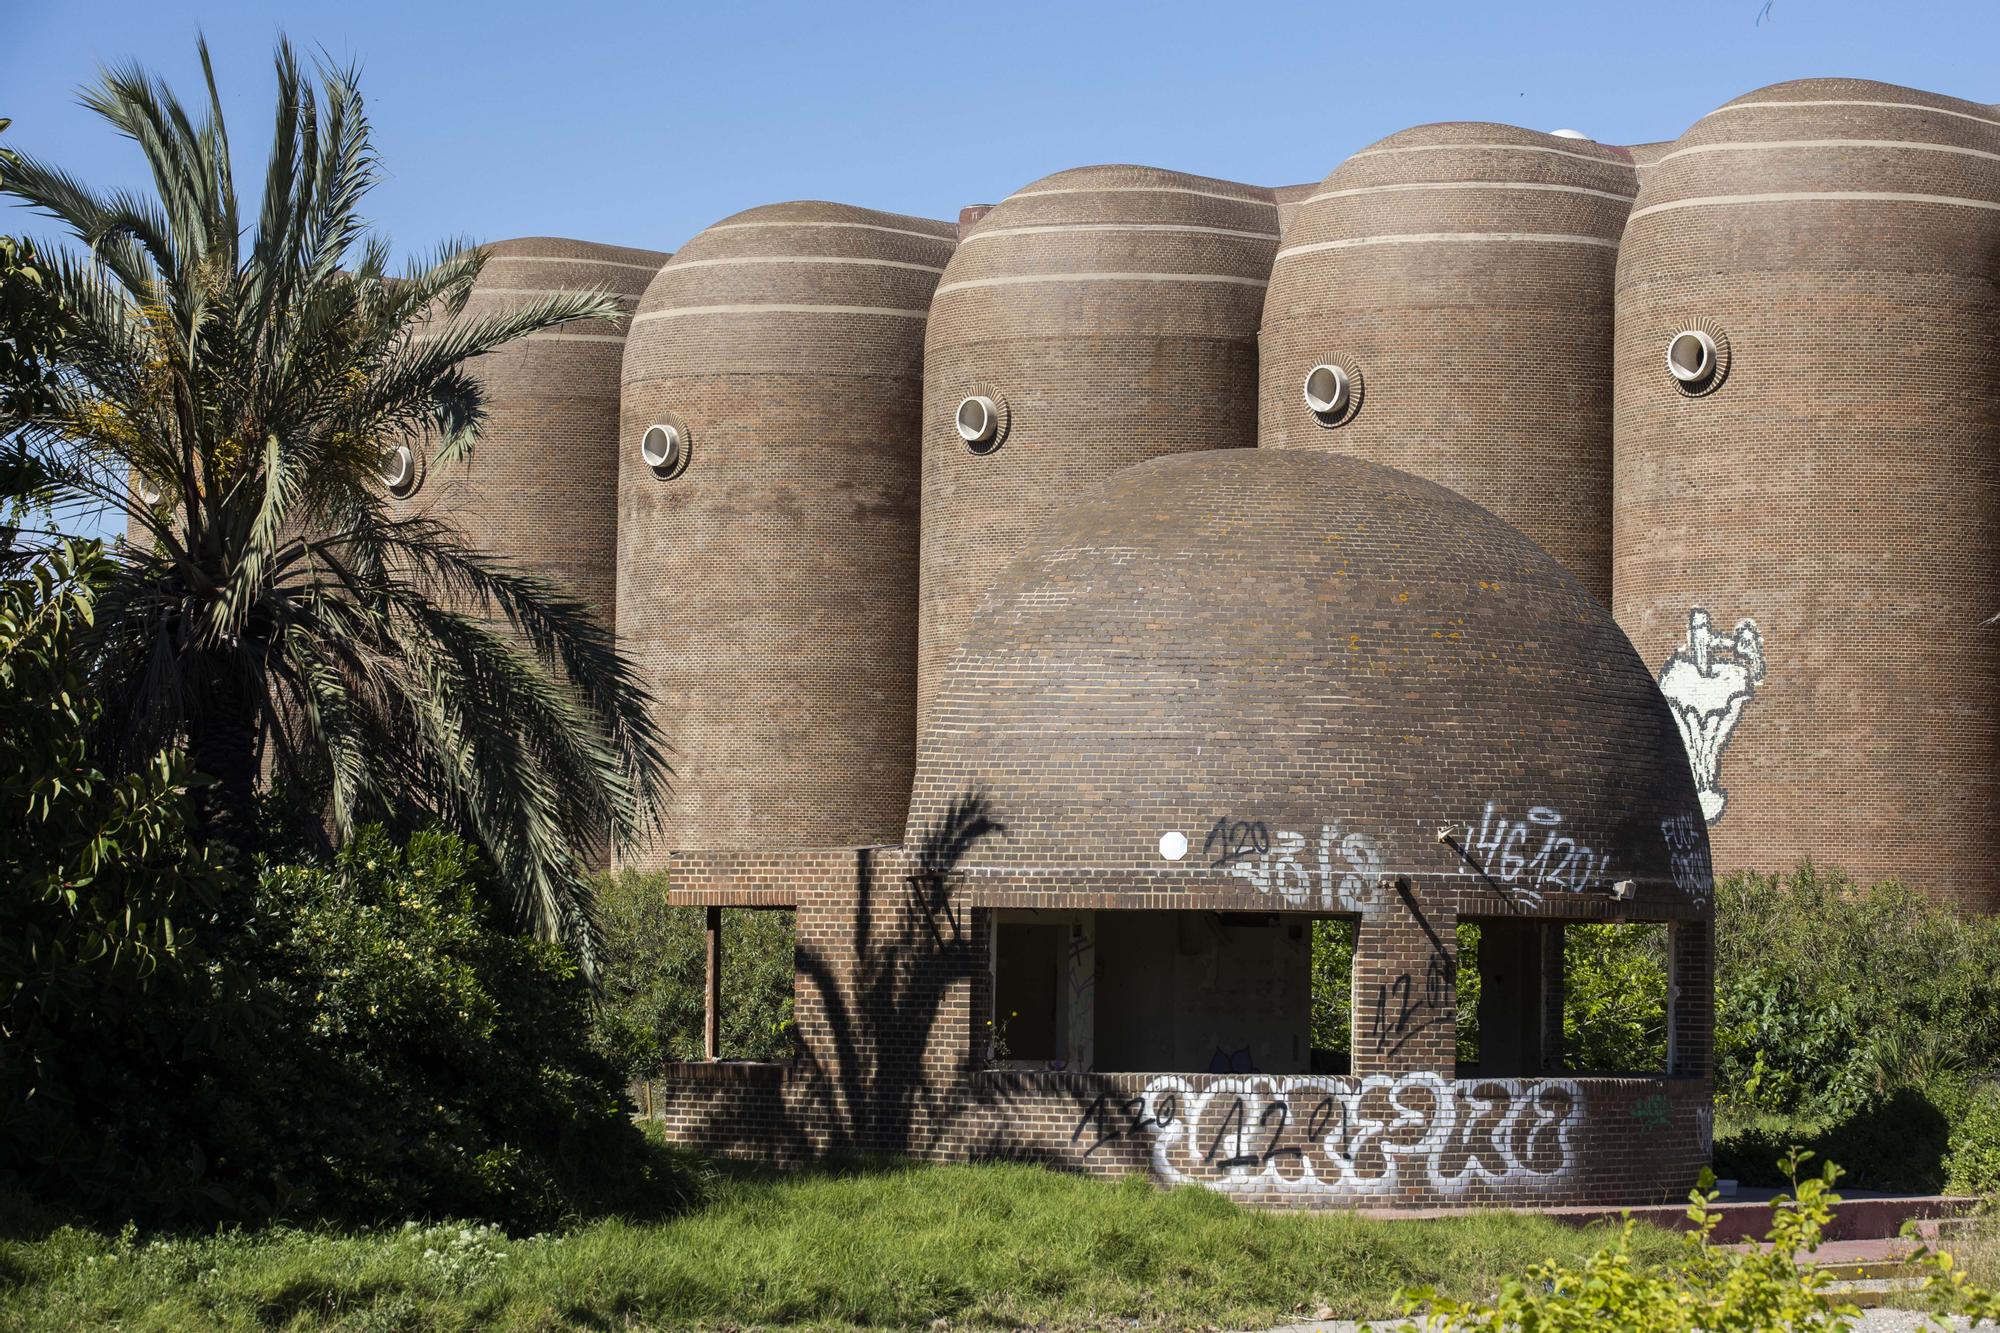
[382,444,419,498]
[135,474,163,506]
[640,422,690,479]
[955,395,1005,454]
[1304,364,1349,415]
[1303,361,1362,426]
[1667,331,1715,385]
[1665,326,1729,396]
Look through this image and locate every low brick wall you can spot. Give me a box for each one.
[639,843,1714,1210]
[643,1061,812,1166]
[644,1065,1710,1209]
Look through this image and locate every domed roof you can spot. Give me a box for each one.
[930,164,1277,341]
[908,449,1709,915]
[473,235,667,299]
[1271,121,1636,305]
[1621,77,2000,276]
[626,201,955,381]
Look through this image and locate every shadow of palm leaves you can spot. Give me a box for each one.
[793,791,1005,1156]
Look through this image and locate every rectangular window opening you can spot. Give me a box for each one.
[990,909,1319,1074]
[1564,920,1670,1076]
[1310,918,1357,1074]
[701,906,796,1063]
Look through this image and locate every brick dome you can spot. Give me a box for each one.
[394,236,668,621]
[1260,124,1637,601]
[1613,78,2000,908]
[617,202,956,863]
[918,165,1279,734]
[909,448,1711,916]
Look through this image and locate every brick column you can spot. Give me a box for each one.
[1540,921,1566,1074]
[1667,918,1714,1079]
[1350,884,1458,1076]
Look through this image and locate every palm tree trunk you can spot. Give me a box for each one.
[187,669,261,856]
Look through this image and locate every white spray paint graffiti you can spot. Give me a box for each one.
[1660,813,1712,908]
[1088,1073,1582,1198]
[1657,608,1765,826]
[1695,1103,1714,1160]
[1203,819,1385,910]
[1453,803,1613,906]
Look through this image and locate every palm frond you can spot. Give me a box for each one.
[3,38,665,971]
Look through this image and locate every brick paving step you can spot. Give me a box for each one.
[1351,1193,1978,1243]
[1548,1192,1981,1243]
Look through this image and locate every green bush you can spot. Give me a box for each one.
[1714,864,2000,1122]
[0,541,228,1199]
[5,823,702,1229]
[1702,864,2000,1193]
[1565,922,1668,1073]
[1309,919,1355,1065]
[1715,1086,1953,1192]
[1945,1081,2000,1197]
[591,872,795,1078]
[185,828,699,1228]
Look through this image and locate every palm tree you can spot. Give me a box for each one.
[1,41,665,970]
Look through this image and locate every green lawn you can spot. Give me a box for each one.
[0,1153,1680,1332]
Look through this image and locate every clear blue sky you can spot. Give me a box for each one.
[6,0,1997,263]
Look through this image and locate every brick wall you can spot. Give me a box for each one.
[1613,77,2000,910]
[643,841,1712,1209]
[918,165,1279,735]
[616,202,954,867]
[1260,123,1636,602]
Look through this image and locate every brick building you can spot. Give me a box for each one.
[380,75,2000,1208]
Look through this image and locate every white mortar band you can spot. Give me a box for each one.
[641,422,685,475]
[1304,364,1350,416]
[956,395,1000,446]
[1667,330,1717,385]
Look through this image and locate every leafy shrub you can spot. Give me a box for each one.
[5,820,702,1228]
[1714,1085,1953,1192]
[1703,864,2000,1193]
[1564,923,1668,1072]
[1945,1081,2000,1198]
[1309,919,1355,1066]
[591,872,795,1079]
[1714,864,2000,1122]
[1400,1154,2000,1330]
[191,829,703,1227]
[0,541,227,1195]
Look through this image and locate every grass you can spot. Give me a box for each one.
[0,1149,1684,1332]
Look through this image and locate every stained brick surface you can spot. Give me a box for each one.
[918,165,1279,735]
[1613,78,2000,910]
[616,202,955,865]
[1260,123,1636,601]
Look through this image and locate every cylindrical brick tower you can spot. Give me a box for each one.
[617,201,955,864]
[1613,78,2000,908]
[388,236,668,621]
[918,165,1280,731]
[1259,124,1638,601]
